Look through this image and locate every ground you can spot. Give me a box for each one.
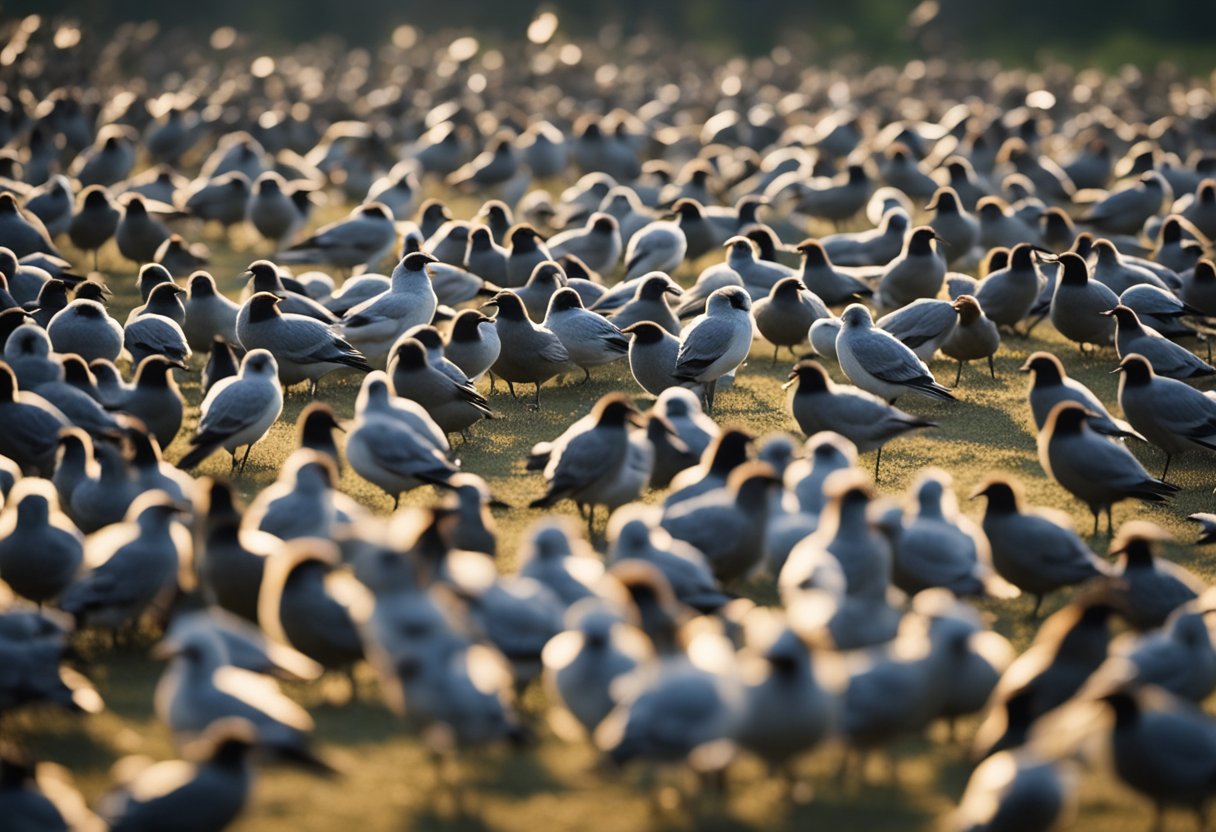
[10,197,1215,831]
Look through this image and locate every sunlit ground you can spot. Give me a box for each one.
[9,184,1215,831]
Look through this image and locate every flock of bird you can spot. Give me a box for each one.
[1,15,1216,832]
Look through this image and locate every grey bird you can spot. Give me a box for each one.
[505,225,553,287]
[464,225,510,286]
[724,235,797,296]
[516,260,567,322]
[1080,171,1170,235]
[485,290,570,407]
[543,288,628,382]
[181,271,240,352]
[115,195,171,265]
[344,373,457,507]
[785,360,935,478]
[444,309,500,382]
[972,475,1109,616]
[23,175,72,237]
[1119,283,1200,341]
[876,226,947,312]
[239,260,336,322]
[622,321,683,397]
[177,350,284,473]
[876,298,959,361]
[1049,252,1117,351]
[127,281,186,328]
[976,197,1041,250]
[753,277,830,364]
[0,478,83,606]
[338,252,439,365]
[202,337,239,398]
[184,171,251,227]
[942,295,1001,385]
[68,186,120,271]
[926,187,979,264]
[820,208,910,267]
[794,239,873,306]
[1106,305,1215,381]
[547,213,622,275]
[604,273,683,334]
[529,394,638,528]
[59,492,188,632]
[1107,522,1206,630]
[122,356,187,450]
[836,303,955,403]
[279,202,396,273]
[975,242,1045,332]
[124,313,191,367]
[1037,401,1177,536]
[236,293,371,395]
[99,717,256,832]
[1116,353,1216,480]
[248,171,306,246]
[1180,259,1216,318]
[623,220,687,281]
[1020,351,1138,439]
[0,194,59,258]
[0,362,68,476]
[388,337,495,438]
[673,285,754,413]
[1090,239,1170,295]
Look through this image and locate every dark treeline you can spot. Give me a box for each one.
[6,0,1216,71]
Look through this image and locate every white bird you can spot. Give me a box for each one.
[338,252,439,366]
[543,287,629,382]
[178,350,283,474]
[835,304,955,403]
[623,220,687,280]
[672,285,754,413]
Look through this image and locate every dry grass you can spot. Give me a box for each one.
[10,199,1216,832]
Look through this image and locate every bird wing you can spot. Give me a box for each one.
[212,665,315,730]
[878,303,955,348]
[359,419,456,482]
[674,317,735,376]
[197,381,276,439]
[290,216,384,252]
[852,330,934,384]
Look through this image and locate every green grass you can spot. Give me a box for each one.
[9,197,1216,832]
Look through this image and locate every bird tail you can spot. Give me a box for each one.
[177,437,222,470]
[1135,479,1179,503]
[907,378,956,401]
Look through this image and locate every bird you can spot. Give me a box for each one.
[278,202,396,273]
[0,361,68,476]
[974,242,1045,332]
[68,185,120,271]
[941,295,1001,385]
[124,312,191,367]
[547,212,622,275]
[388,336,496,438]
[971,475,1109,615]
[603,272,683,334]
[621,321,683,397]
[1037,401,1177,536]
[182,271,240,352]
[876,298,959,362]
[1020,351,1139,439]
[1105,305,1215,381]
[1049,252,1118,351]
[753,277,829,364]
[835,303,955,403]
[785,360,935,478]
[1080,171,1170,235]
[623,220,687,280]
[485,290,570,407]
[0,194,59,259]
[504,224,553,287]
[115,195,172,265]
[529,394,639,529]
[345,372,458,508]
[0,477,83,607]
[543,287,629,383]
[1115,353,1216,480]
[1107,522,1207,630]
[672,285,754,413]
[236,292,371,395]
[793,239,873,306]
[121,355,187,450]
[444,309,501,382]
[876,227,946,312]
[47,299,124,363]
[337,252,439,365]
[177,349,284,474]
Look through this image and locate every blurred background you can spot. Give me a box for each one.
[9,0,1216,73]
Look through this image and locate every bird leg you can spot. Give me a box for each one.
[309,379,320,398]
[586,504,596,536]
[1091,508,1100,538]
[987,354,995,379]
[487,371,498,394]
[392,493,401,511]
[954,360,964,386]
[238,444,254,474]
[506,380,518,400]
[229,450,240,474]
[874,446,884,482]
[1105,506,1115,538]
[771,344,780,366]
[1031,594,1044,618]
[531,383,542,410]
[92,248,99,273]
[580,367,591,384]
[704,379,717,414]
[1160,453,1172,482]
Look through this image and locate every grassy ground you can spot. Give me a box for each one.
[8,198,1216,831]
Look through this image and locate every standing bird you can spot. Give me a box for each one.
[1049,252,1118,351]
[1020,351,1139,439]
[835,303,955,403]
[876,298,959,362]
[249,171,306,247]
[975,242,1044,333]
[623,220,687,280]
[972,475,1109,616]
[178,350,284,474]
[785,360,935,478]
[1105,305,1215,381]
[622,321,683,397]
[753,277,829,364]
[344,373,458,508]
[1037,401,1177,536]
[794,239,873,306]
[183,271,240,352]
[942,295,1001,385]
[504,225,553,287]
[278,202,396,274]
[444,309,500,382]
[115,195,171,266]
[0,362,68,476]
[543,288,628,382]
[236,293,371,395]
[876,227,946,312]
[47,300,124,363]
[337,252,439,366]
[1107,522,1206,630]
[0,478,83,606]
[388,337,495,438]
[603,272,683,334]
[122,356,186,450]
[68,185,120,271]
[529,394,638,528]
[547,213,622,275]
[1116,353,1216,480]
[486,291,570,407]
[673,285,754,413]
